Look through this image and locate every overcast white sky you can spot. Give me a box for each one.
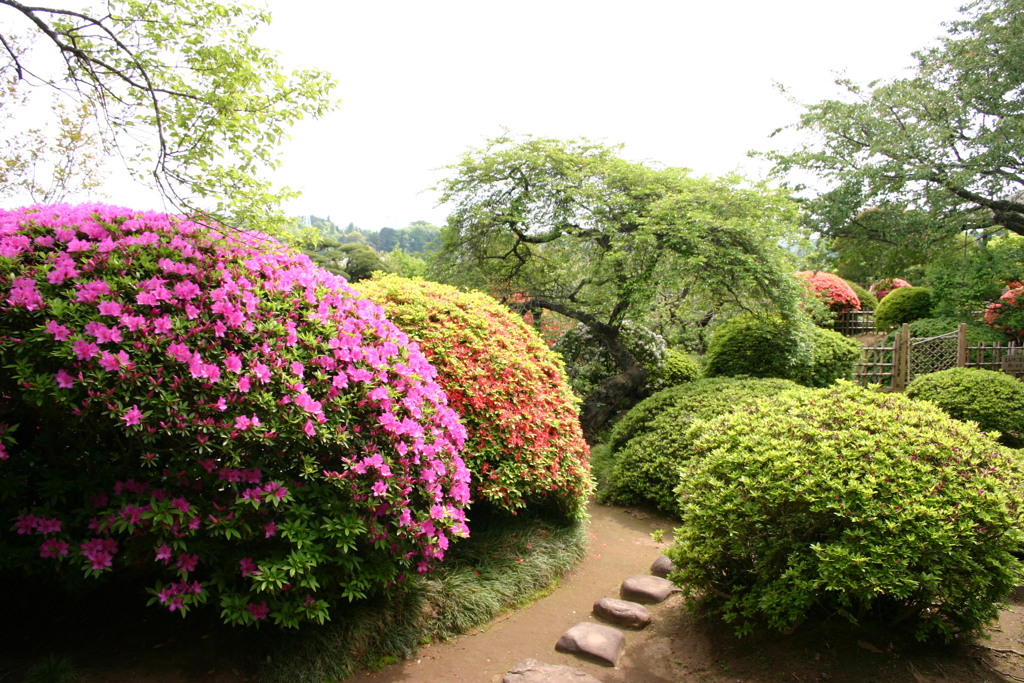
[254,0,968,231]
[1,0,970,230]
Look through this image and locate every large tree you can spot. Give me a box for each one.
[0,0,335,228]
[433,134,803,436]
[764,0,1024,244]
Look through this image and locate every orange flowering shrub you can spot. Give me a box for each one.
[356,275,592,520]
[985,286,1024,341]
[795,271,860,315]
[869,277,911,301]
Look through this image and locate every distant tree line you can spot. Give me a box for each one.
[296,216,438,282]
[302,216,440,254]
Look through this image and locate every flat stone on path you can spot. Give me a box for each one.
[650,554,675,578]
[592,597,652,629]
[554,622,625,666]
[502,658,602,683]
[620,574,680,604]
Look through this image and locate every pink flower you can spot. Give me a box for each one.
[122,405,143,426]
[176,552,199,573]
[40,538,70,558]
[97,301,122,316]
[72,339,100,360]
[44,320,73,340]
[239,557,259,577]
[303,420,316,437]
[55,369,75,388]
[224,354,243,373]
[155,545,173,563]
[263,521,277,538]
[79,538,118,570]
[246,601,270,621]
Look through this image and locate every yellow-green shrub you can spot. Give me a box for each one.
[667,382,1023,641]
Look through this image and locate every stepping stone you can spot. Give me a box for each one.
[554,621,625,667]
[620,574,680,604]
[650,554,675,578]
[502,658,602,683]
[592,597,652,629]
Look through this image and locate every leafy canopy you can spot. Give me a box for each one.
[0,0,336,229]
[433,134,803,433]
[765,0,1024,242]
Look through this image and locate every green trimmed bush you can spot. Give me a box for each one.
[703,315,858,388]
[355,274,592,520]
[906,367,1024,447]
[667,382,1024,641]
[875,286,933,331]
[658,348,700,387]
[800,326,861,387]
[601,377,800,513]
[844,279,876,312]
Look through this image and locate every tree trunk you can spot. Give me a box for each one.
[579,363,647,441]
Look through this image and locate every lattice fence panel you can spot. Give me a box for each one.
[908,332,958,382]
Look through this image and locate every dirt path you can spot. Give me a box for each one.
[348,501,680,683]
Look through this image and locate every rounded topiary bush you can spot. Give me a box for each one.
[869,277,911,301]
[799,325,861,387]
[601,377,800,514]
[658,348,700,387]
[355,274,592,520]
[795,271,861,315]
[875,286,933,331]
[0,204,472,627]
[703,315,859,388]
[906,367,1024,447]
[985,286,1024,342]
[667,382,1023,641]
[844,279,876,312]
[553,321,667,397]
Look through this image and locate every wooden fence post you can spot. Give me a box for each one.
[957,323,967,368]
[897,323,911,390]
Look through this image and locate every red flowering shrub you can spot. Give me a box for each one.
[0,204,471,627]
[794,271,860,315]
[356,274,592,520]
[869,277,911,301]
[985,286,1024,341]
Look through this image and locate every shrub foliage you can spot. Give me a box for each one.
[844,279,876,312]
[703,315,859,388]
[874,286,933,330]
[601,377,800,514]
[907,367,1024,447]
[667,382,1023,641]
[355,274,592,520]
[659,348,700,387]
[0,204,473,627]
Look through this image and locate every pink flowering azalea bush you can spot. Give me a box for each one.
[985,286,1024,342]
[0,204,471,627]
[355,275,592,520]
[869,277,911,301]
[794,271,861,316]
